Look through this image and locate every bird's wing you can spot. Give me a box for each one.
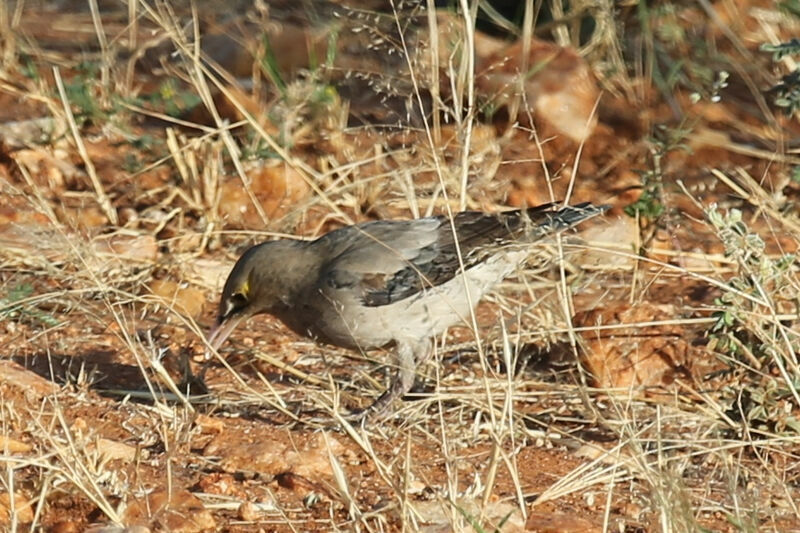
[319,203,604,307]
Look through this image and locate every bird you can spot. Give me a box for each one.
[207,201,609,420]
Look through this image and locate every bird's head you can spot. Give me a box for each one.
[206,241,298,354]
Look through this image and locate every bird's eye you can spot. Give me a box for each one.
[223,291,248,319]
[230,291,247,308]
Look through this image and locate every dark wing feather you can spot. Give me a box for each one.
[322,203,608,307]
[358,211,514,306]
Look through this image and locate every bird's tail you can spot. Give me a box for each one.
[524,202,611,234]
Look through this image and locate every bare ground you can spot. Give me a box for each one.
[1,1,800,532]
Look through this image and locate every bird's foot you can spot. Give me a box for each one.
[340,384,402,424]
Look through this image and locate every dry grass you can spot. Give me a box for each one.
[0,0,799,531]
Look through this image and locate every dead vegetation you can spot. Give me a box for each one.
[1,0,800,531]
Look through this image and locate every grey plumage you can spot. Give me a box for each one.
[209,202,609,419]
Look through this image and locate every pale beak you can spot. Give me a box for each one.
[205,313,247,360]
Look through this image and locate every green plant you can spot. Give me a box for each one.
[260,33,288,96]
[62,61,103,123]
[727,377,800,434]
[240,131,279,160]
[791,165,800,183]
[139,79,202,118]
[20,54,39,80]
[706,207,796,358]
[637,2,722,103]
[61,61,134,125]
[625,123,692,222]
[779,0,800,17]
[767,70,800,115]
[122,152,143,174]
[706,206,800,433]
[625,173,665,219]
[762,39,800,115]
[0,284,59,328]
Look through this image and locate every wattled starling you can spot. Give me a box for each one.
[209,202,609,419]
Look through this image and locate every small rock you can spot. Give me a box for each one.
[219,162,310,229]
[92,234,157,264]
[0,360,58,400]
[196,473,246,499]
[195,415,225,434]
[89,437,138,463]
[11,146,77,189]
[0,492,33,525]
[207,432,348,486]
[238,501,261,522]
[0,435,31,454]
[574,443,606,461]
[48,520,82,533]
[414,497,525,533]
[149,279,206,318]
[481,38,600,142]
[0,205,51,226]
[429,14,599,143]
[525,511,601,533]
[575,213,637,269]
[575,302,692,388]
[180,258,232,292]
[0,221,62,266]
[118,207,139,226]
[123,489,215,533]
[71,418,88,434]
[172,232,204,254]
[61,206,108,229]
[406,479,428,495]
[0,117,63,148]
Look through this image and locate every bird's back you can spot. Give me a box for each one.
[319,202,606,306]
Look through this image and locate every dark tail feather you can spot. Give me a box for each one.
[526,202,611,233]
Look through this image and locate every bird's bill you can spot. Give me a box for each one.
[205,314,246,360]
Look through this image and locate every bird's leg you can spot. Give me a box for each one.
[367,342,417,417]
[409,340,436,393]
[413,339,434,367]
[346,340,430,422]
